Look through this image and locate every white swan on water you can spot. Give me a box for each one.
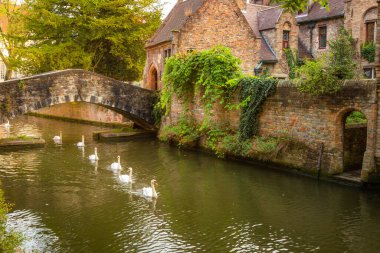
[119,167,132,183]
[110,155,122,171]
[53,131,62,143]
[3,119,10,129]
[77,135,85,147]
[89,147,99,161]
[143,179,158,199]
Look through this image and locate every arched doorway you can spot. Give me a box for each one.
[342,110,368,173]
[148,65,158,90]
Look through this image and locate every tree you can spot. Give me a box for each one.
[0,1,27,80]
[21,0,162,81]
[271,0,330,13]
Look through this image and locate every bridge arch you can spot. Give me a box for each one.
[0,69,158,130]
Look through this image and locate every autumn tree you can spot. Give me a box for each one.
[0,0,27,80]
[271,0,330,12]
[21,0,162,81]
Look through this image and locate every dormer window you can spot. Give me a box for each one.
[164,48,172,60]
[283,31,290,49]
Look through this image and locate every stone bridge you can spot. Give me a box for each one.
[0,69,157,130]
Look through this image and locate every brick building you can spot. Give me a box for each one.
[297,0,377,78]
[143,0,378,90]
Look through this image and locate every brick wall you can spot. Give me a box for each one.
[177,0,259,74]
[163,80,377,176]
[143,42,171,90]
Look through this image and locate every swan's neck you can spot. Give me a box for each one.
[7,120,9,124]
[82,136,84,144]
[129,169,132,180]
[60,132,62,139]
[118,157,121,169]
[151,182,157,198]
[95,148,97,157]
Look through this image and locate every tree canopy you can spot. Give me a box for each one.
[0,0,27,80]
[20,0,162,81]
[271,0,330,12]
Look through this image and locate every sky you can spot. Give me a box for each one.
[161,0,177,18]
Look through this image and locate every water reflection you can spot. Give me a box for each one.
[1,116,380,252]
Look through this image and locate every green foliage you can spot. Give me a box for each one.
[296,28,357,95]
[361,42,375,63]
[254,137,279,154]
[20,0,162,81]
[328,28,356,79]
[272,0,330,13]
[295,56,340,95]
[159,115,200,147]
[284,48,303,79]
[346,111,367,125]
[0,186,23,252]
[158,46,243,116]
[198,119,230,156]
[238,77,277,141]
[220,134,252,157]
[0,1,28,80]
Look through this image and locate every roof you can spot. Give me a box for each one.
[258,7,283,30]
[243,4,274,37]
[260,38,277,62]
[147,0,205,47]
[296,0,344,23]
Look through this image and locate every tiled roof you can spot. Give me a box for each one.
[147,0,205,47]
[260,38,277,62]
[296,0,344,23]
[243,4,274,37]
[258,7,283,30]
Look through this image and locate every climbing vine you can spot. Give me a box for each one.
[237,77,277,141]
[156,45,242,118]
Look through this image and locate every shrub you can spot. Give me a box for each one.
[361,42,375,63]
[284,48,303,79]
[0,187,22,252]
[296,55,340,95]
[295,28,358,95]
[346,111,367,125]
[159,115,200,147]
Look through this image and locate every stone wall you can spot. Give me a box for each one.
[299,18,344,58]
[177,0,259,74]
[162,80,378,178]
[0,69,157,129]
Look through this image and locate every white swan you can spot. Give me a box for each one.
[88,147,99,161]
[119,167,132,183]
[143,179,158,199]
[3,119,10,129]
[53,131,62,143]
[77,135,85,147]
[110,155,122,171]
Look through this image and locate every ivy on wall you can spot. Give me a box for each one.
[156,46,279,157]
[238,77,277,141]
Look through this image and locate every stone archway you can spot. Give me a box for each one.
[0,69,157,130]
[148,65,158,91]
[335,108,369,175]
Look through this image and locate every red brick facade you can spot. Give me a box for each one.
[143,0,380,89]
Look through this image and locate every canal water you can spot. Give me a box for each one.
[1,116,380,252]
